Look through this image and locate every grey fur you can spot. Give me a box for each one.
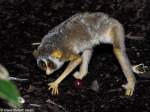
[34,12,137,96]
[36,12,121,56]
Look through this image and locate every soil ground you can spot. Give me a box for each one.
[0,0,150,112]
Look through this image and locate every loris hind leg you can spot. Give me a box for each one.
[114,48,136,96]
[110,25,136,96]
[73,49,93,80]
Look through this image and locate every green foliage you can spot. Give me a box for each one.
[0,65,22,108]
[0,80,22,108]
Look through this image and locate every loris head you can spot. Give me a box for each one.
[33,48,64,75]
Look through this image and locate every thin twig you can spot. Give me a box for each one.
[29,104,41,108]
[126,33,145,40]
[46,99,68,112]
[9,77,28,82]
[32,43,40,46]
[23,51,33,53]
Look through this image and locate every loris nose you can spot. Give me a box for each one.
[46,67,53,75]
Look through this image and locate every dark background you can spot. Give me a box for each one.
[0,0,150,112]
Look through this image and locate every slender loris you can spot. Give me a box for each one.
[33,12,137,96]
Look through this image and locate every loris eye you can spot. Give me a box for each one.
[38,60,46,70]
[47,60,56,69]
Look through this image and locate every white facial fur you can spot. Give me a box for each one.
[47,56,64,74]
[37,55,64,75]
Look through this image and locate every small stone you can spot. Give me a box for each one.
[90,80,99,92]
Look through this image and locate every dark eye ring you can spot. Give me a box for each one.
[38,60,46,70]
[47,60,56,69]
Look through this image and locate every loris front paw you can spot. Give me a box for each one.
[73,71,81,79]
[122,82,136,96]
[73,70,87,80]
[48,82,59,95]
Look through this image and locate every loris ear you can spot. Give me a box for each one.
[32,50,39,58]
[51,49,63,59]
